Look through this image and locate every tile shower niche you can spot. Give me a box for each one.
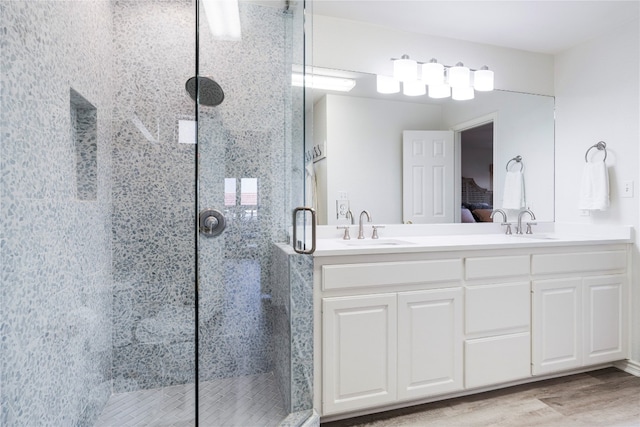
[70,88,97,201]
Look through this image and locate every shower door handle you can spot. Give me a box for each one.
[292,207,316,254]
[199,208,226,237]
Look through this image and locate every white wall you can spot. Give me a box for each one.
[313,15,555,96]
[554,19,640,364]
[319,94,442,224]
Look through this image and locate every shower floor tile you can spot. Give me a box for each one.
[94,372,287,427]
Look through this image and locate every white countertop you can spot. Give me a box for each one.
[313,223,633,257]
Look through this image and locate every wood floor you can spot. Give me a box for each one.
[322,368,640,427]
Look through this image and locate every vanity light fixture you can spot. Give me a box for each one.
[393,54,418,82]
[291,73,356,92]
[376,75,400,94]
[202,0,242,41]
[376,55,494,100]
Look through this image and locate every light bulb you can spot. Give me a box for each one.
[428,83,451,99]
[403,80,426,96]
[376,75,400,94]
[421,59,445,85]
[452,86,475,101]
[448,62,471,88]
[474,66,494,91]
[393,55,418,82]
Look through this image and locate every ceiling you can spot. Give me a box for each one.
[312,1,640,55]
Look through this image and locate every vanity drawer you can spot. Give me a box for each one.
[322,259,462,291]
[465,255,530,280]
[465,282,530,335]
[532,251,626,275]
[465,332,531,389]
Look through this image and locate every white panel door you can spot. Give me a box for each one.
[583,275,627,365]
[322,294,397,415]
[397,288,463,400]
[532,278,582,375]
[402,131,454,224]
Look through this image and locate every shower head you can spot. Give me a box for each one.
[185,76,224,106]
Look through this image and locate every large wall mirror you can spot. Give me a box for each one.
[311,72,555,225]
[309,10,555,226]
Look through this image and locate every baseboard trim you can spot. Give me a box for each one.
[614,359,640,377]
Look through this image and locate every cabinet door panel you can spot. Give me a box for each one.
[584,275,626,365]
[322,294,397,415]
[532,278,582,375]
[397,288,463,400]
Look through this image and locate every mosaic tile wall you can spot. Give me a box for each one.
[271,245,314,414]
[0,1,114,426]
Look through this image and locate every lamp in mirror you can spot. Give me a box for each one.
[448,62,471,88]
[474,66,495,91]
[403,79,426,96]
[376,74,400,94]
[422,58,445,85]
[378,56,494,100]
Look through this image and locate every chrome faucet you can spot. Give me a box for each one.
[490,209,512,235]
[358,210,372,239]
[517,208,536,234]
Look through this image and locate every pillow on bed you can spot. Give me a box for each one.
[472,208,494,222]
[461,208,476,223]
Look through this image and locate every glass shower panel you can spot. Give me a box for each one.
[196,0,310,425]
[2,0,200,426]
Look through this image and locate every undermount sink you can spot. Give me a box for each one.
[341,238,414,246]
[512,234,558,240]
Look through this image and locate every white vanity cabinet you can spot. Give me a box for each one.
[315,243,630,420]
[531,250,628,376]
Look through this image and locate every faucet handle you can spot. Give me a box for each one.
[525,222,537,234]
[337,225,351,240]
[371,225,385,239]
[502,222,513,235]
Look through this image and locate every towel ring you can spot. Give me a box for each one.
[506,155,523,172]
[585,141,607,163]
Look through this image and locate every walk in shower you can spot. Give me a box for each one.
[0,0,314,426]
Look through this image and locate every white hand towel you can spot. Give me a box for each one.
[579,161,609,210]
[502,170,525,210]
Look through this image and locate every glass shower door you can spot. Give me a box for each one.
[195,0,310,425]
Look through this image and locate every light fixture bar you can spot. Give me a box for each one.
[291,73,356,92]
[386,55,494,100]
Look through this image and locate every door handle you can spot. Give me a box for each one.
[292,207,316,254]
